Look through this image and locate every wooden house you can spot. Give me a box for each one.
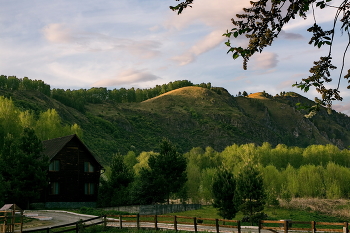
[38,134,103,208]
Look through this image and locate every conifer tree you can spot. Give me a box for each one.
[235,164,266,225]
[212,168,238,219]
[132,139,187,204]
[0,128,48,208]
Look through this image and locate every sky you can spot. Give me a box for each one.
[1,0,350,114]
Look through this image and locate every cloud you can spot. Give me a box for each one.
[280,30,304,40]
[252,52,279,70]
[166,0,251,65]
[166,0,249,30]
[233,76,248,81]
[91,69,161,87]
[172,29,227,65]
[277,79,297,90]
[333,102,350,115]
[42,23,73,43]
[42,23,161,58]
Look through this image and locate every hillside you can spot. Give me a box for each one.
[2,86,350,165]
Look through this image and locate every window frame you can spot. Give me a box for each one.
[84,183,95,195]
[49,160,60,171]
[50,182,60,195]
[84,161,94,173]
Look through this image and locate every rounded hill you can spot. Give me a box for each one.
[139,86,239,114]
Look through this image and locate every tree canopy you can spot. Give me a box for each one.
[212,168,238,220]
[171,0,350,112]
[131,139,187,204]
[0,128,49,208]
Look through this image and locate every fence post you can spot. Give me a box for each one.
[154,215,158,230]
[284,220,289,233]
[174,215,177,232]
[119,215,122,229]
[312,221,316,233]
[258,220,262,233]
[343,222,348,233]
[215,219,219,233]
[75,222,79,233]
[46,227,50,233]
[193,217,197,233]
[238,220,241,233]
[137,214,140,230]
[103,215,106,228]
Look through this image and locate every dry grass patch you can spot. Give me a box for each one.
[279,198,350,219]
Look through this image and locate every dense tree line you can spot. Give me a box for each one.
[185,143,350,202]
[100,142,350,210]
[0,75,50,96]
[0,96,82,143]
[0,75,212,112]
[98,139,187,206]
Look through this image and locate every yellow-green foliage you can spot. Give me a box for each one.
[135,142,350,203]
[0,96,83,142]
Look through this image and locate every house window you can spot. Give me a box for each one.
[49,160,60,171]
[84,183,95,195]
[50,182,59,195]
[84,162,94,172]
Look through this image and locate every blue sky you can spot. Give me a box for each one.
[1,0,350,114]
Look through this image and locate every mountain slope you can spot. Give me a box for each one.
[2,87,350,165]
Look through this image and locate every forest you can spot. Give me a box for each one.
[99,141,350,209]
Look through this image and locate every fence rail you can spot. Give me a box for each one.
[21,214,350,233]
[22,216,104,233]
[106,214,350,233]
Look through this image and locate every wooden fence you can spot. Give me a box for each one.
[21,214,350,233]
[106,214,350,233]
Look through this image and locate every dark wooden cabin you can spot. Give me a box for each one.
[39,134,103,206]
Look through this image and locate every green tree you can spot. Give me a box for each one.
[98,153,134,207]
[171,0,350,111]
[124,151,138,171]
[199,168,216,203]
[212,168,238,220]
[0,128,48,208]
[132,139,187,204]
[235,164,266,225]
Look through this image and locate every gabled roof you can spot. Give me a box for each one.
[42,134,103,168]
[0,204,22,211]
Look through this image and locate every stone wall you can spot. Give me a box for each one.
[103,204,201,215]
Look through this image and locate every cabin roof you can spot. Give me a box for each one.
[42,134,103,168]
[0,204,22,211]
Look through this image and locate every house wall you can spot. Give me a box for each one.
[42,137,101,203]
